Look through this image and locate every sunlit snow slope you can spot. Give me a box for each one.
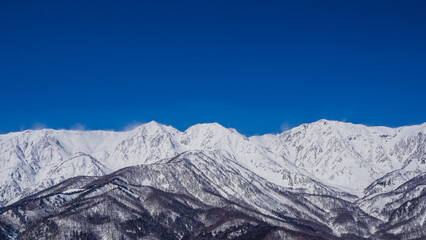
[1,120,426,239]
[1,120,425,206]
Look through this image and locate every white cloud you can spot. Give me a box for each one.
[123,121,145,131]
[280,122,291,132]
[70,123,87,131]
[31,122,47,130]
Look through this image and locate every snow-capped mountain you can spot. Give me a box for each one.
[252,120,426,194]
[0,121,342,206]
[0,120,425,239]
[0,151,378,239]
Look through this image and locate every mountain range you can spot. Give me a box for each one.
[0,120,425,239]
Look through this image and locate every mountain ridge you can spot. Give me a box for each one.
[1,119,425,239]
[1,119,425,205]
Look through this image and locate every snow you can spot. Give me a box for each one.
[0,119,425,208]
[62,188,85,194]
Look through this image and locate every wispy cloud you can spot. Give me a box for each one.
[123,121,145,131]
[70,123,87,131]
[31,122,47,130]
[280,122,291,132]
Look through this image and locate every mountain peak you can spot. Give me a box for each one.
[183,123,243,139]
[189,122,224,128]
[312,119,348,126]
[130,121,170,133]
[317,118,334,123]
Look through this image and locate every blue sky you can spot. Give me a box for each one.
[1,0,425,135]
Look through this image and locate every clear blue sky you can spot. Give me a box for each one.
[1,0,425,135]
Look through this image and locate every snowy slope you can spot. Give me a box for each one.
[1,120,425,206]
[252,120,426,195]
[0,152,377,239]
[0,120,425,239]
